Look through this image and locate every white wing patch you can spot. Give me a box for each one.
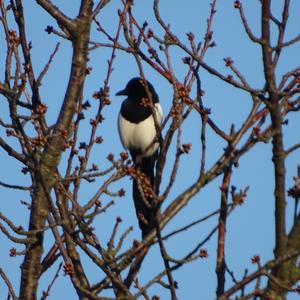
[118,103,163,157]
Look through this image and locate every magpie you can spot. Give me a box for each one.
[116,77,163,238]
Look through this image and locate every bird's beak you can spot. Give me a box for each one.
[115,89,127,96]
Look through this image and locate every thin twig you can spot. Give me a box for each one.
[216,167,232,297]
[0,180,31,190]
[156,223,178,300]
[236,2,262,44]
[37,42,60,86]
[40,263,63,300]
[0,268,18,300]
[285,142,300,157]
[92,0,112,18]
[219,250,300,299]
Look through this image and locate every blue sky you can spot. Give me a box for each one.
[0,1,300,299]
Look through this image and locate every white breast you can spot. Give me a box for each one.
[118,103,163,157]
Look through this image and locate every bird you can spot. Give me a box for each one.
[116,77,163,238]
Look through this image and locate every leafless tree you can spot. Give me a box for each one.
[0,0,300,299]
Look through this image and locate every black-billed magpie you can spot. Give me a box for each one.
[116,77,163,237]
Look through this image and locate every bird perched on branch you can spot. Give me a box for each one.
[116,77,163,238]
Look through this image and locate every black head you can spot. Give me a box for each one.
[116,77,159,103]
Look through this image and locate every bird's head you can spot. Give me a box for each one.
[116,77,159,103]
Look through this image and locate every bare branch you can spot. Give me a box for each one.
[156,223,178,299]
[0,137,32,168]
[37,42,60,86]
[0,268,18,300]
[35,0,75,33]
[0,180,31,190]
[40,263,62,300]
[235,2,262,44]
[92,0,112,18]
[216,167,231,297]
[285,143,300,157]
[219,250,300,299]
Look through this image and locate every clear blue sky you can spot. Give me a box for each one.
[0,1,299,299]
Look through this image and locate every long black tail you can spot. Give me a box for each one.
[132,153,157,238]
[124,152,157,288]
